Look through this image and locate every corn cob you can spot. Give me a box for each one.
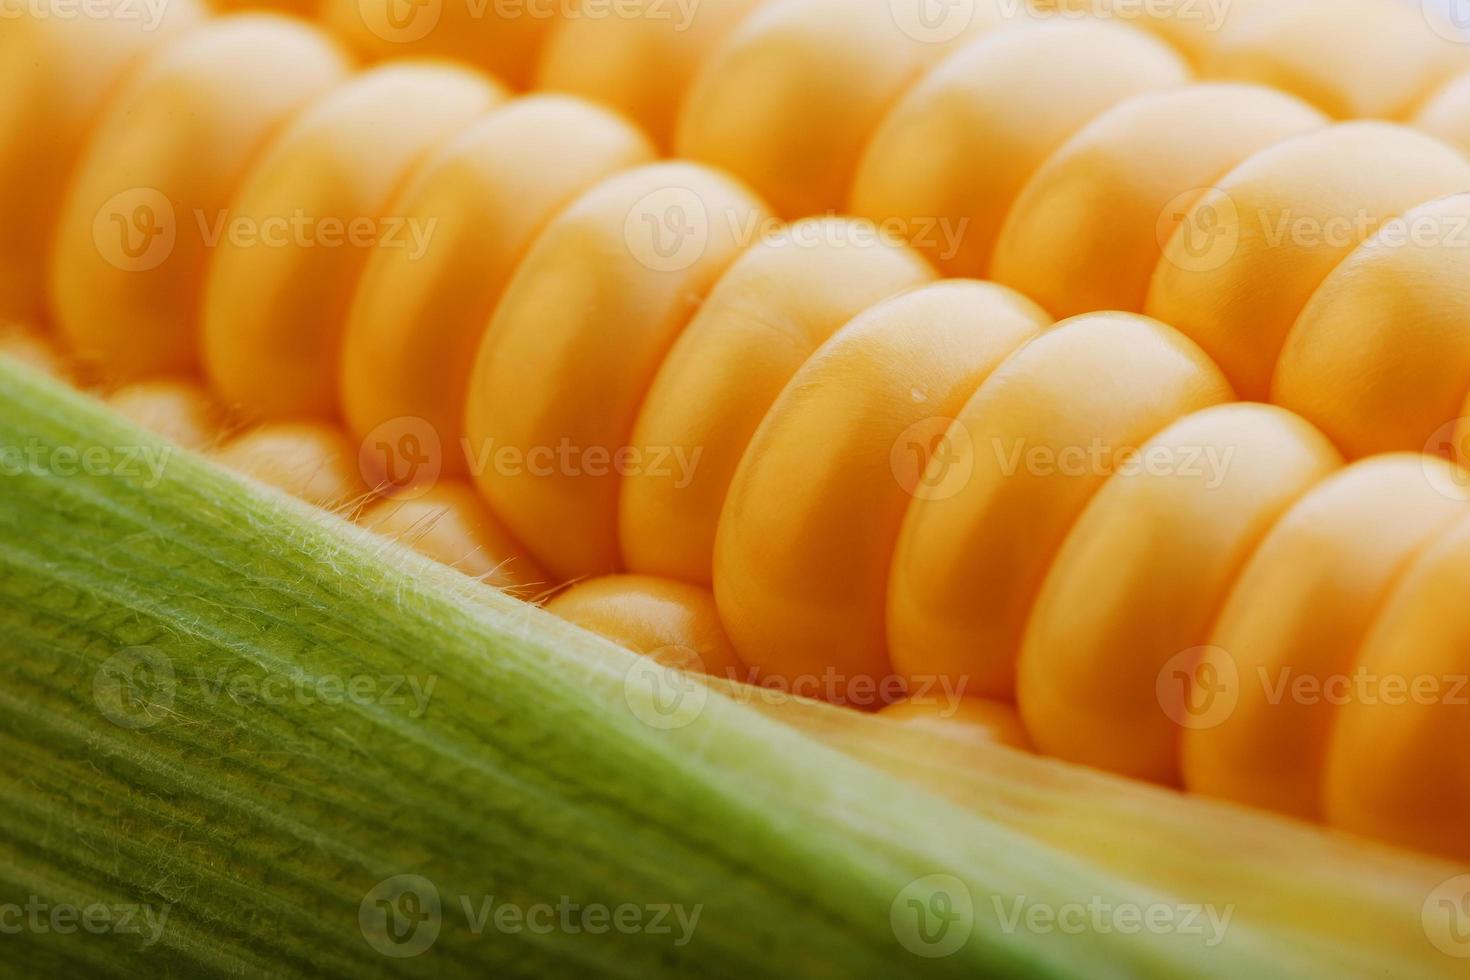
[3,0,1470,947]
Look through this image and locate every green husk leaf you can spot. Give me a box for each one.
[713,681,1467,976]
[0,355,1455,978]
